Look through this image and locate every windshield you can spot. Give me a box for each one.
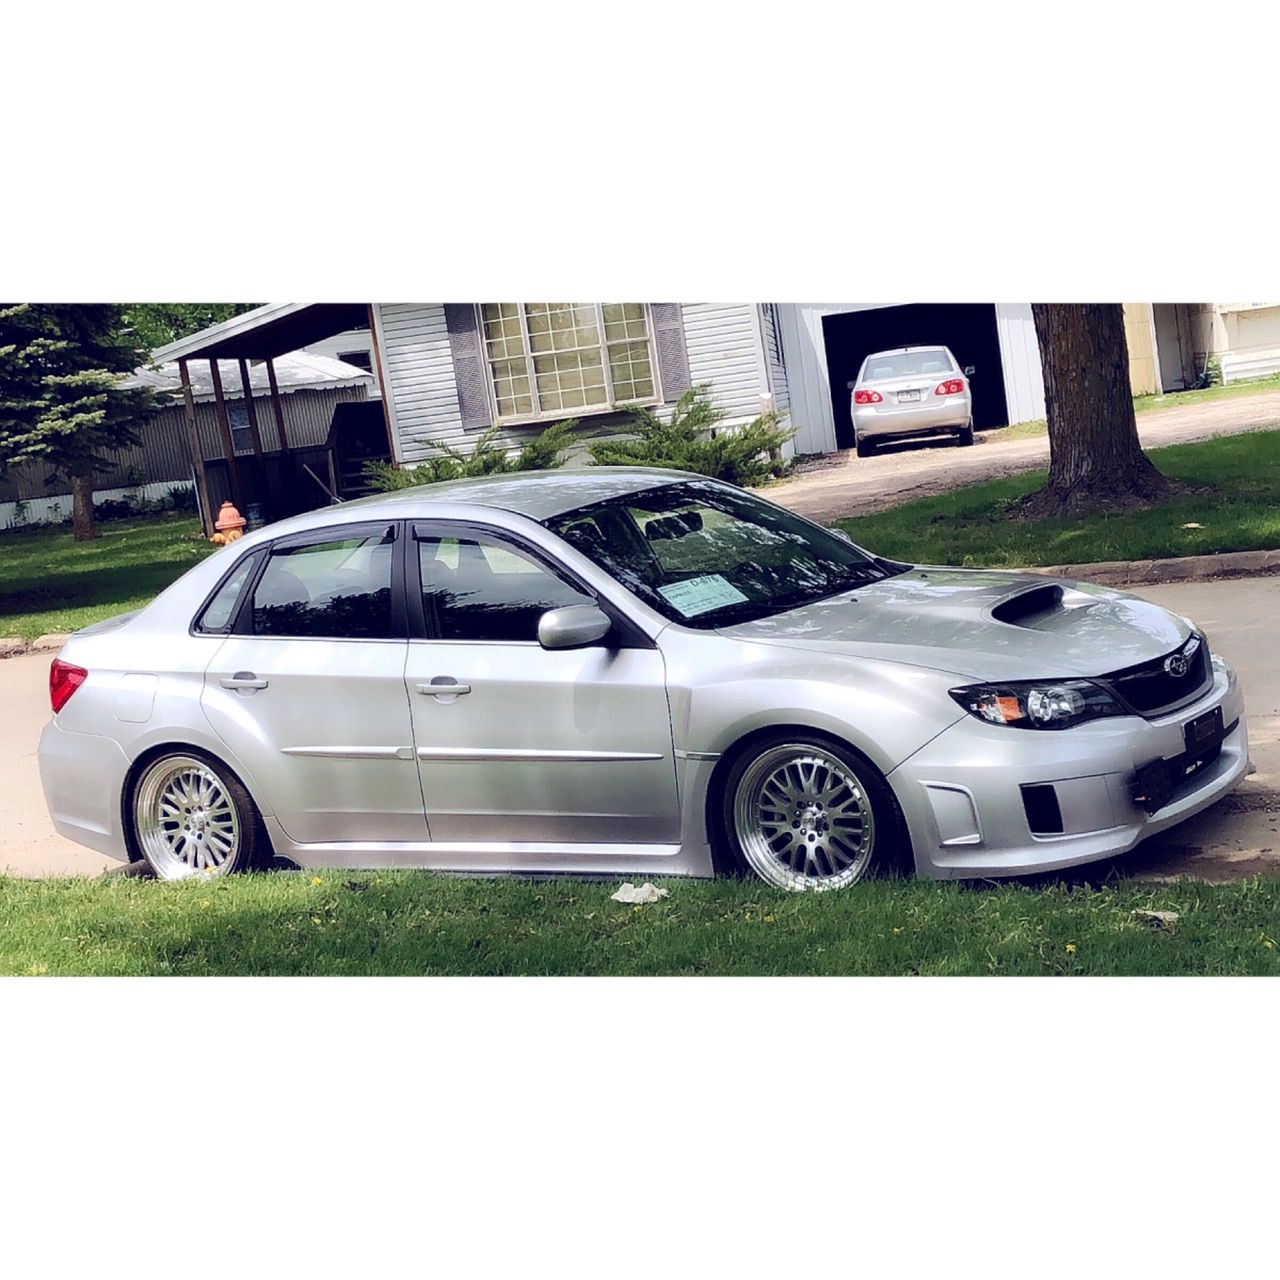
[861,349,955,381]
[544,480,898,628]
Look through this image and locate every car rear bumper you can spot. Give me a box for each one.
[889,664,1248,879]
[853,394,971,440]
[37,720,132,861]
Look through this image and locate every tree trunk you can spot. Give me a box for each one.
[71,474,96,542]
[1023,303,1183,518]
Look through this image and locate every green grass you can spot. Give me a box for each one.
[979,376,1280,444]
[0,516,215,642]
[840,429,1280,568]
[3,870,1279,975]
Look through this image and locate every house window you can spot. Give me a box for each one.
[228,404,255,454]
[480,303,657,420]
[337,350,373,373]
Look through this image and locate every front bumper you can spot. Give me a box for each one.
[854,394,971,440]
[889,664,1248,879]
[37,720,132,861]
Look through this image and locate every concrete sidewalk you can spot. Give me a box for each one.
[2,578,1277,880]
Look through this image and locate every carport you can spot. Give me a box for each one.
[153,303,393,534]
[821,304,1011,448]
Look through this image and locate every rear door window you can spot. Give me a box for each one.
[251,527,398,639]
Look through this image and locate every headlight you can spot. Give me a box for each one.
[949,679,1126,730]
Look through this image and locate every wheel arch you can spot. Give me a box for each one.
[702,721,916,877]
[120,740,274,864]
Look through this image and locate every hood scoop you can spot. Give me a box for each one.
[990,583,1066,628]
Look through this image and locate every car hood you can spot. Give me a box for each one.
[718,567,1191,682]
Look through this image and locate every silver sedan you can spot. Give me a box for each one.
[851,344,974,456]
[39,468,1247,891]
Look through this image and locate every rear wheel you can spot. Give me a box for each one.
[957,422,975,446]
[719,732,909,891]
[131,750,266,880]
[855,435,875,458]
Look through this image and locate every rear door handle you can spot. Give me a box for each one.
[221,672,269,692]
[417,680,471,697]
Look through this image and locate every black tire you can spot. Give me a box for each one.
[129,747,270,880]
[713,729,912,891]
[957,422,975,446]
[855,436,875,458]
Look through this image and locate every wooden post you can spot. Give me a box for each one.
[237,358,267,459]
[208,357,242,507]
[238,356,273,517]
[178,358,215,536]
[266,356,289,451]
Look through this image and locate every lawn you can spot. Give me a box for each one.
[986,374,1280,441]
[3,870,1278,975]
[0,515,215,642]
[840,428,1280,568]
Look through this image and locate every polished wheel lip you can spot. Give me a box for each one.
[733,742,876,892]
[134,754,240,880]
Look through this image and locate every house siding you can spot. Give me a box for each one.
[759,303,790,413]
[374,302,775,463]
[681,303,771,425]
[373,303,466,462]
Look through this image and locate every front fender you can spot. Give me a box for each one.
[658,630,966,776]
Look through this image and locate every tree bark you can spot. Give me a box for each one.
[1023,303,1183,518]
[71,473,96,542]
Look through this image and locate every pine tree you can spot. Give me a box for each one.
[0,304,164,540]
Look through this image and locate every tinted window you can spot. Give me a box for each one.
[195,553,258,633]
[861,349,955,380]
[546,480,895,628]
[420,535,590,642]
[252,530,396,639]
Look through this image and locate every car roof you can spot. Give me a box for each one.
[239,467,706,543]
[862,345,953,361]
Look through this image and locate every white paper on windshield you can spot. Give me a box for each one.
[658,574,748,617]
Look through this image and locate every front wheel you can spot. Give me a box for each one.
[720,733,908,891]
[131,750,266,880]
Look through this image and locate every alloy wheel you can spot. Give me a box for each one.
[733,743,876,891]
[134,755,241,879]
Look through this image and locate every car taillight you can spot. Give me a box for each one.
[935,379,965,396]
[50,659,88,713]
[854,389,883,404]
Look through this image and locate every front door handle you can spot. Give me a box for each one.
[417,678,472,698]
[221,672,269,692]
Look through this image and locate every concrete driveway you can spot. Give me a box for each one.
[2,577,1277,881]
[769,388,1280,525]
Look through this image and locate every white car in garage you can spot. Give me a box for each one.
[850,345,974,457]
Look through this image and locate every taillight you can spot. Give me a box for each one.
[935,379,965,396]
[50,659,88,714]
[854,389,883,404]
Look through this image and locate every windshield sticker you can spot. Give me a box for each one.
[658,574,748,617]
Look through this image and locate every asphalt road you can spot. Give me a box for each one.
[3,577,1277,882]
[768,389,1280,525]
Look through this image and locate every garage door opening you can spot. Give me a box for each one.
[822,304,1011,448]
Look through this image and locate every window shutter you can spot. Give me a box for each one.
[650,303,691,403]
[444,303,493,429]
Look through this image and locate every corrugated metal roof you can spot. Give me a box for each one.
[130,351,374,402]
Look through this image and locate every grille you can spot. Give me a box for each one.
[1104,635,1211,716]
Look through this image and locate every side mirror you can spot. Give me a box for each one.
[538,602,612,650]
[963,365,975,376]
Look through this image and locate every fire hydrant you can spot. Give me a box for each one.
[210,502,247,546]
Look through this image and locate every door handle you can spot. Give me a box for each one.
[416,679,472,697]
[221,672,269,692]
